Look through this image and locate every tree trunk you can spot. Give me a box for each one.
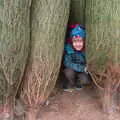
[102,80,112,113]
[69,0,85,25]
[86,0,120,113]
[0,0,32,118]
[86,0,120,72]
[25,109,38,120]
[22,0,71,119]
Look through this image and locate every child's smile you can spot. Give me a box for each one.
[72,35,84,51]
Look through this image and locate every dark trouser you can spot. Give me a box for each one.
[63,68,92,88]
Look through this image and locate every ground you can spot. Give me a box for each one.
[35,86,120,120]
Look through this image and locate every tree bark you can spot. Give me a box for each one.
[103,81,112,113]
[86,0,120,72]
[86,0,120,113]
[25,109,38,120]
[69,0,85,25]
[0,0,32,118]
[22,0,71,119]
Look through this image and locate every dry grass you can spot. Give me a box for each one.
[89,62,120,113]
[21,58,58,109]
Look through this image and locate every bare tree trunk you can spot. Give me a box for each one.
[22,0,71,119]
[103,81,111,113]
[25,109,38,120]
[0,0,32,119]
[86,0,120,71]
[86,0,120,113]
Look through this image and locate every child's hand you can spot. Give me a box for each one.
[84,67,88,73]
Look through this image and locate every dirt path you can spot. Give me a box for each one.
[37,87,120,120]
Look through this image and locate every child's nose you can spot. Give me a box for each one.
[77,42,82,46]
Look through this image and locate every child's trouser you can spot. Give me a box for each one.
[63,68,91,88]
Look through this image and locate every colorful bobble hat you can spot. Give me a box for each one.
[66,24,86,44]
[70,25,86,38]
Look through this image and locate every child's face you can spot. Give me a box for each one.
[72,35,84,51]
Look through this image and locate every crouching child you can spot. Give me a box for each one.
[63,24,92,89]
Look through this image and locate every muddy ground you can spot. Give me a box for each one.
[32,85,120,120]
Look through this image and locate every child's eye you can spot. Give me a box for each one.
[73,36,76,39]
[72,37,76,41]
[73,39,78,43]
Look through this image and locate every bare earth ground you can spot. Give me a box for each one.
[35,86,120,120]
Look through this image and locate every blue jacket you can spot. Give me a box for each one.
[63,44,86,72]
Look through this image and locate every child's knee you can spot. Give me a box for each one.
[77,72,91,85]
[63,68,75,80]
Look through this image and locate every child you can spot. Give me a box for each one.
[63,24,91,89]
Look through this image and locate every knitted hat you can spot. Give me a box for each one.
[70,25,86,39]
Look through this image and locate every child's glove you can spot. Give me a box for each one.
[84,67,88,73]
